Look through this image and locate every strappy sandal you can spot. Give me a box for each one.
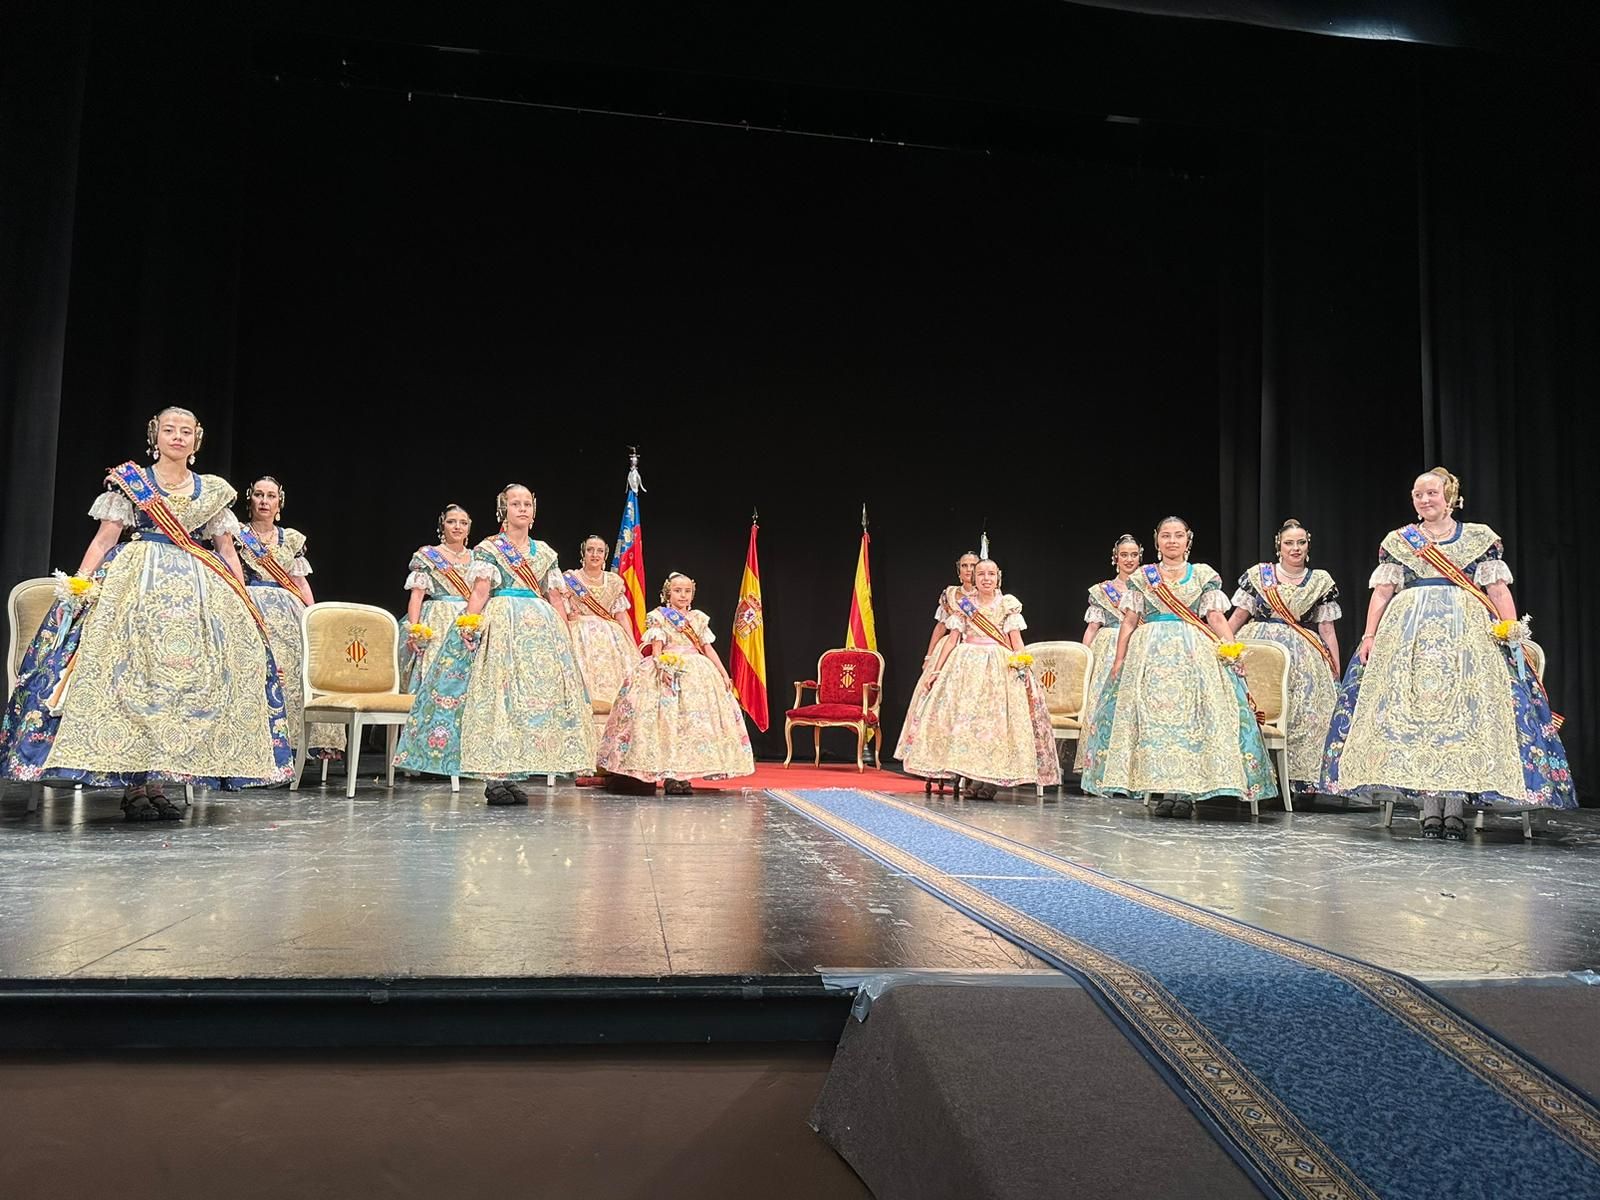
[1442,815,1467,842]
[145,787,185,821]
[1170,799,1194,819]
[1420,816,1444,840]
[1151,797,1177,817]
[121,785,158,822]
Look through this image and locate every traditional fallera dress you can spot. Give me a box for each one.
[894,583,975,762]
[401,545,474,693]
[1231,563,1341,791]
[899,594,1061,789]
[0,463,292,787]
[1321,523,1574,808]
[596,607,755,783]
[1080,563,1278,805]
[552,568,635,714]
[1074,579,1128,772]
[237,523,344,759]
[393,535,595,780]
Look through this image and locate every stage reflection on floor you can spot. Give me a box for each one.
[1,777,1597,982]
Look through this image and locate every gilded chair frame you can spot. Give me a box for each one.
[784,648,886,772]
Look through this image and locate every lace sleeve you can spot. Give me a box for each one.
[1083,605,1106,626]
[1196,589,1229,616]
[1369,562,1405,589]
[291,556,313,578]
[1119,591,1144,614]
[200,509,241,541]
[464,559,499,585]
[1311,600,1343,623]
[610,592,632,616]
[1229,587,1265,615]
[1474,559,1514,587]
[88,490,137,526]
[404,570,431,592]
[642,611,667,644]
[545,568,564,596]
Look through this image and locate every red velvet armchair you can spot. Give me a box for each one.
[784,648,885,771]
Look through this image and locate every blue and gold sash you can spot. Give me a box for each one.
[1259,563,1337,673]
[955,594,1011,645]
[1141,564,1217,642]
[658,605,708,653]
[237,525,301,591]
[421,546,473,599]
[564,571,616,621]
[493,535,547,599]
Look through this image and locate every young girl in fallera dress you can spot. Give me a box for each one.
[596,572,754,793]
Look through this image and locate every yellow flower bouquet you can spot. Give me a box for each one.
[656,650,685,695]
[52,569,97,608]
[657,652,684,668]
[454,613,484,634]
[1006,651,1034,679]
[1492,615,1531,645]
[1216,642,1245,662]
[408,623,434,641]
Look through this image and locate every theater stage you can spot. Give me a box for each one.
[1,763,1598,1048]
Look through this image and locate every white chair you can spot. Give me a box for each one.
[1237,641,1292,816]
[1025,641,1092,797]
[1381,638,1549,841]
[291,602,414,799]
[6,577,56,697]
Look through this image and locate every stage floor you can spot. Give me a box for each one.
[2,769,1598,984]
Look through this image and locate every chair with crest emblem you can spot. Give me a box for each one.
[1022,641,1092,795]
[293,602,415,798]
[784,649,885,771]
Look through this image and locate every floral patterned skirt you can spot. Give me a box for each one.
[900,643,1061,788]
[567,614,636,714]
[597,654,754,783]
[1237,619,1336,790]
[1079,623,1277,804]
[1320,588,1573,807]
[1074,625,1120,771]
[401,596,466,695]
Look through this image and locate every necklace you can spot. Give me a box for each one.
[249,520,278,543]
[1419,518,1456,540]
[152,465,191,491]
[1159,560,1186,576]
[580,566,605,584]
[1275,563,1308,583]
[441,543,470,563]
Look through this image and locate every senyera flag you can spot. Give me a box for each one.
[611,450,647,642]
[846,507,877,651]
[730,517,769,731]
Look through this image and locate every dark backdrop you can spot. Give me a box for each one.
[5,1,1598,797]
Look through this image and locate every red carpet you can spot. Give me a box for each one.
[742,762,933,794]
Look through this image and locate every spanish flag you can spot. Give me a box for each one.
[846,507,877,651]
[610,451,647,642]
[730,517,769,731]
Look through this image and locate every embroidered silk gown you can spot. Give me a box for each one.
[1079,564,1277,805]
[238,524,344,759]
[1321,524,1573,808]
[1074,579,1128,772]
[899,594,1061,789]
[401,546,473,693]
[0,469,292,787]
[552,569,635,714]
[395,537,596,780]
[596,607,755,783]
[1231,564,1341,791]
[894,583,975,761]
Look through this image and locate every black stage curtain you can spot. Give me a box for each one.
[2,4,1595,798]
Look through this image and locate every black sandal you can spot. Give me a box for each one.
[121,786,158,822]
[1151,797,1177,817]
[1442,815,1467,842]
[146,789,185,821]
[484,782,527,806]
[1170,799,1194,819]
[1420,816,1444,840]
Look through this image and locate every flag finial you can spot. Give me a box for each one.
[626,446,646,494]
[861,503,868,530]
[979,523,989,560]
[752,506,759,525]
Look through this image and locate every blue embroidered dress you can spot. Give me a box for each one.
[0,468,292,788]
[1321,524,1573,808]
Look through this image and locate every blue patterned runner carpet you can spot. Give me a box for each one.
[768,788,1600,1200]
